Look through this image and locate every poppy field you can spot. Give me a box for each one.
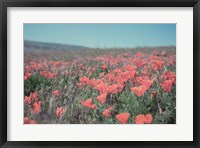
[24,47,176,124]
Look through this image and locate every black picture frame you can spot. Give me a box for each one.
[0,0,199,147]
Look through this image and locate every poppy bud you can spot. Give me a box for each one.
[151,90,157,99]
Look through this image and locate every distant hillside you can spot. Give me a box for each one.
[24,40,176,53]
[24,40,87,51]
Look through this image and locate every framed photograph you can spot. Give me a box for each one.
[1,0,199,147]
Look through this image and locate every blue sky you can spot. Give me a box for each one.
[24,24,176,48]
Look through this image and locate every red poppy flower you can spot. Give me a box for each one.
[145,114,153,124]
[97,93,107,104]
[102,107,112,117]
[81,98,96,109]
[56,107,65,117]
[115,112,130,124]
[131,86,148,97]
[31,101,42,114]
[160,80,173,92]
[24,117,37,124]
[53,90,60,97]
[135,114,146,124]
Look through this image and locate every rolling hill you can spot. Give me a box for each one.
[24,40,87,51]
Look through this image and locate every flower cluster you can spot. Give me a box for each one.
[24,48,176,124]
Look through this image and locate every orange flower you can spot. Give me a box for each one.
[25,72,32,77]
[128,70,136,79]
[116,76,125,85]
[102,64,107,70]
[24,96,31,104]
[53,90,60,97]
[24,117,37,124]
[145,114,153,123]
[161,51,166,56]
[125,65,136,71]
[40,70,47,77]
[102,107,112,117]
[97,93,107,104]
[161,71,176,85]
[135,76,148,84]
[81,98,96,109]
[56,107,65,117]
[133,58,146,67]
[160,80,173,92]
[131,86,148,97]
[24,75,28,80]
[24,117,29,123]
[135,52,143,57]
[115,112,130,124]
[106,84,118,94]
[77,82,83,88]
[47,72,57,79]
[121,71,131,80]
[135,114,146,124]
[152,60,164,71]
[94,82,108,95]
[99,72,105,77]
[80,76,90,85]
[107,73,116,83]
[30,92,38,101]
[135,114,153,124]
[139,80,153,89]
[116,79,125,92]
[25,65,31,72]
[31,101,42,114]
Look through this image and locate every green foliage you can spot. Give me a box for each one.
[24,74,51,95]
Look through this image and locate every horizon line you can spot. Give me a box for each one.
[24,40,176,49]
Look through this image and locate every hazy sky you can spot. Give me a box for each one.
[24,24,176,48]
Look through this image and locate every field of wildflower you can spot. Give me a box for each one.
[24,47,176,124]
